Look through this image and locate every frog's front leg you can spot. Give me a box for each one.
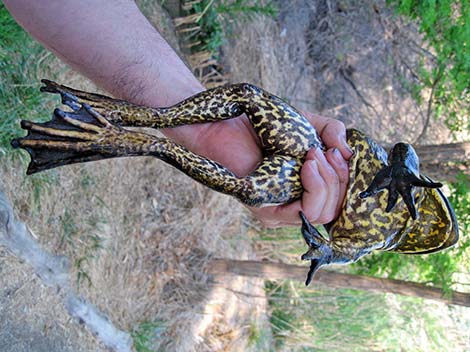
[359,143,442,219]
[299,212,369,285]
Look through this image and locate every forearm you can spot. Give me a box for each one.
[3,0,207,149]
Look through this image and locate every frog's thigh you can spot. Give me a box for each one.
[242,155,303,206]
[238,84,321,156]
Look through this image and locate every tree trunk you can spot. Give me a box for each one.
[208,259,470,307]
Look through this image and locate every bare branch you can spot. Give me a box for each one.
[209,259,470,307]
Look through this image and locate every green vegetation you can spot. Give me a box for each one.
[183,0,277,54]
[2,2,468,351]
[263,176,470,351]
[0,4,55,156]
[267,281,468,351]
[131,321,167,352]
[387,0,470,133]
[257,175,470,295]
[0,4,62,227]
[1,7,105,284]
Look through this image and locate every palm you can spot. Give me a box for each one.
[194,112,352,227]
[195,117,262,176]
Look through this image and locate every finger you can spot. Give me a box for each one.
[248,201,303,228]
[325,148,350,216]
[248,158,327,228]
[250,149,340,227]
[310,148,340,223]
[300,157,328,223]
[302,112,353,160]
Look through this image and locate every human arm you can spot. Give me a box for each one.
[4,0,352,227]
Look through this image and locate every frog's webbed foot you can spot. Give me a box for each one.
[40,79,83,111]
[299,212,333,286]
[359,142,442,220]
[11,104,123,174]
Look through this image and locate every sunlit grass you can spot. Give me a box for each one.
[267,281,470,351]
[0,4,55,156]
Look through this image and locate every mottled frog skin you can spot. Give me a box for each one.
[12,80,459,285]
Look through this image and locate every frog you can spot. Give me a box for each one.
[11,80,459,285]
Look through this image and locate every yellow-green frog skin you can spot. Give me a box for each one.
[12,80,458,285]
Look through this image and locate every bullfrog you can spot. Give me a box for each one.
[12,80,459,285]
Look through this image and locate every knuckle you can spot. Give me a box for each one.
[317,212,335,225]
[304,210,321,224]
[325,164,339,179]
[320,164,339,185]
[326,153,348,182]
[325,119,346,134]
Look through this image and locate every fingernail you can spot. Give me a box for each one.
[314,147,325,159]
[344,142,354,157]
[308,160,318,174]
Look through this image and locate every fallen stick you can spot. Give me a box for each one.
[208,259,470,307]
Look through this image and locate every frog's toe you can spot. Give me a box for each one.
[409,175,442,189]
[41,79,81,111]
[359,167,392,199]
[360,142,443,220]
[299,212,332,285]
[385,182,416,219]
[305,259,321,286]
[400,186,417,220]
[299,211,324,247]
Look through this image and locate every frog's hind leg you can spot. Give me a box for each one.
[12,104,256,205]
[40,79,162,128]
[40,80,248,129]
[11,104,125,174]
[158,83,321,154]
[41,81,319,156]
[359,142,442,219]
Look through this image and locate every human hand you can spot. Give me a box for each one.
[249,112,353,227]
[190,111,353,228]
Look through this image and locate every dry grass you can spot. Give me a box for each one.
[222,0,455,145]
[1,1,270,350]
[2,104,262,351]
